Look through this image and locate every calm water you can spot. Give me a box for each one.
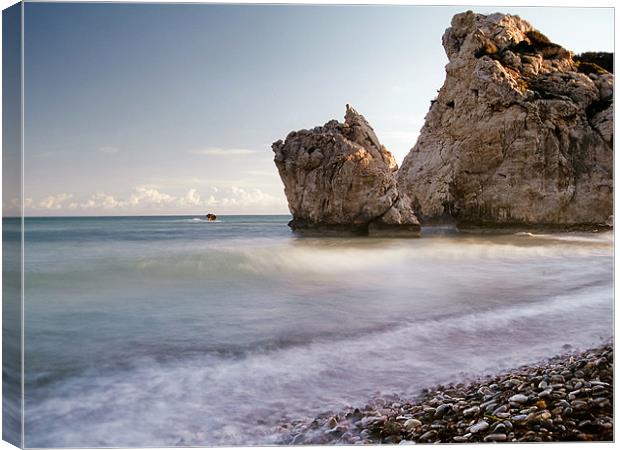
[18,215,613,447]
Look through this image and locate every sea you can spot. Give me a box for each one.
[9,215,614,446]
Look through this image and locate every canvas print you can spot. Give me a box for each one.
[1,1,614,447]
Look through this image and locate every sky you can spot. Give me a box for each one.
[19,2,614,216]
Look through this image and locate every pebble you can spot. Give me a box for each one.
[493,405,508,415]
[463,406,480,417]
[419,430,437,441]
[404,419,422,430]
[571,400,588,410]
[470,420,489,433]
[492,422,507,433]
[509,394,529,404]
[538,388,553,398]
[484,433,508,442]
[434,403,452,418]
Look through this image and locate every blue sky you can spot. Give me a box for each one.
[21,3,613,215]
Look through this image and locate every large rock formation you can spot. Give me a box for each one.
[398,11,613,228]
[272,105,420,236]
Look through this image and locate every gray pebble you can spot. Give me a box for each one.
[469,420,489,433]
[403,418,422,430]
[509,394,529,404]
[463,406,480,417]
[484,433,508,442]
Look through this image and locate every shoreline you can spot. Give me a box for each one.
[277,344,613,444]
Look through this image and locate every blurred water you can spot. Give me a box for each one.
[21,215,613,447]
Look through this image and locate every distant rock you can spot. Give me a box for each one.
[272,105,420,236]
[397,11,613,228]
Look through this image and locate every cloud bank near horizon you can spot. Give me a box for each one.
[14,185,289,217]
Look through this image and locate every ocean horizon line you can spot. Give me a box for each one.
[3,213,293,219]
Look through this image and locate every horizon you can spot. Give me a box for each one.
[6,3,614,217]
[6,212,293,219]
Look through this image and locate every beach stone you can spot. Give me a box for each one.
[419,430,437,442]
[434,403,453,418]
[403,419,422,431]
[538,388,553,399]
[492,422,507,433]
[469,420,489,433]
[493,405,508,415]
[571,400,588,410]
[509,394,529,404]
[484,433,508,442]
[463,406,480,417]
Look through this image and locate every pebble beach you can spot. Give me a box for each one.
[278,344,613,444]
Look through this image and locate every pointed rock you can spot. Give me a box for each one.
[272,106,420,236]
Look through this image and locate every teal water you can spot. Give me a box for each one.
[19,215,613,446]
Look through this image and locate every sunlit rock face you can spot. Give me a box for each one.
[398,11,613,228]
[272,105,420,236]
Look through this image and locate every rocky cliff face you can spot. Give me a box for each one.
[272,105,420,236]
[397,11,613,228]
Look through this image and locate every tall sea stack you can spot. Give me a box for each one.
[398,11,613,228]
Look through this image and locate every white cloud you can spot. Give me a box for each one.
[127,187,176,206]
[217,186,283,209]
[80,193,122,209]
[189,147,256,156]
[27,185,288,215]
[39,193,73,210]
[77,188,174,211]
[178,188,202,207]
